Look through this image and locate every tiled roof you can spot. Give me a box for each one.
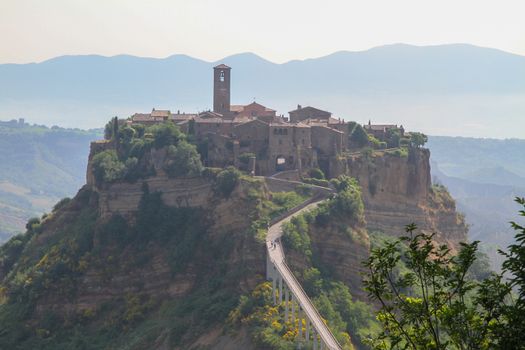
[288,105,331,115]
[170,114,196,121]
[151,109,170,117]
[198,111,223,118]
[230,105,245,112]
[131,113,153,121]
[214,64,231,69]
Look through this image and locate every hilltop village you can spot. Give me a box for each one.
[0,64,471,350]
[122,64,406,176]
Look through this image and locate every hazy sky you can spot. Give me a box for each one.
[1,0,524,64]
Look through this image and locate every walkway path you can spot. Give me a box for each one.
[266,194,342,350]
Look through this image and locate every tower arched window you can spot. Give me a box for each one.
[220,71,225,82]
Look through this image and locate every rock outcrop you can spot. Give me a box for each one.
[342,148,467,246]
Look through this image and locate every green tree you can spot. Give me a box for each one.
[92,149,126,183]
[386,129,402,148]
[489,197,525,349]
[363,224,490,350]
[118,125,136,145]
[409,132,428,148]
[350,124,369,148]
[147,122,184,149]
[164,142,203,177]
[363,197,525,350]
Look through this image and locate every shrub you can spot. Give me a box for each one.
[52,197,71,212]
[295,184,313,197]
[25,217,41,231]
[368,135,383,149]
[92,149,126,183]
[215,166,242,197]
[164,142,203,177]
[239,152,255,165]
[147,122,184,149]
[399,137,411,147]
[282,216,312,257]
[308,168,325,180]
[328,176,364,223]
[303,267,323,295]
[386,147,408,157]
[202,167,222,179]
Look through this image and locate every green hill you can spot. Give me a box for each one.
[0,120,101,241]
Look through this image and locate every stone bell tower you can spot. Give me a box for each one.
[213,64,231,116]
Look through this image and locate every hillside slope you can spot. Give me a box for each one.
[0,121,101,241]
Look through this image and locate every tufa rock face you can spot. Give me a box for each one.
[344,148,468,246]
[96,175,213,218]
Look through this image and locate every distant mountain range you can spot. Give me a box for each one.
[1,44,524,137]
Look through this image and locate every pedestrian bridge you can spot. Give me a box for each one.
[266,187,342,350]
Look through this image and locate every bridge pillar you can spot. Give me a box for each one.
[266,254,272,280]
[279,275,283,304]
[313,328,317,350]
[272,274,277,305]
[291,294,295,323]
[284,286,289,321]
[298,308,303,339]
[306,319,310,341]
[320,340,324,349]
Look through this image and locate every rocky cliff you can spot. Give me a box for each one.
[338,148,467,247]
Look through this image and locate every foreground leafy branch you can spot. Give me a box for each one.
[363,197,525,350]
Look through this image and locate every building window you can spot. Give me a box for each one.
[279,139,283,145]
[220,71,225,82]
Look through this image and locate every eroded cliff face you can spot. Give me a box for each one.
[50,181,264,304]
[342,148,467,247]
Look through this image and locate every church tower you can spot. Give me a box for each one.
[213,64,231,116]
